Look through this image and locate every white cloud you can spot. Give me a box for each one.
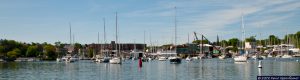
[268,1,300,13]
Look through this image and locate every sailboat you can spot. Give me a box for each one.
[63,22,79,63]
[234,14,248,62]
[95,18,111,63]
[109,12,122,64]
[169,7,181,64]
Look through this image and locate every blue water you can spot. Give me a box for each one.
[0,58,300,80]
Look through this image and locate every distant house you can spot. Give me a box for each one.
[87,41,146,55]
[65,45,75,53]
[245,42,257,54]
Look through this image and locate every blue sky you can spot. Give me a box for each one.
[0,0,299,45]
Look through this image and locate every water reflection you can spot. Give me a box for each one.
[0,58,299,80]
[258,68,262,76]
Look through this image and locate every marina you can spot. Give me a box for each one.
[1,0,300,80]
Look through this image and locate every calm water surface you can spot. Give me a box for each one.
[0,58,300,80]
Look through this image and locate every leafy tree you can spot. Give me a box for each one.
[7,48,21,60]
[26,45,38,57]
[192,40,209,44]
[245,36,256,42]
[43,45,57,60]
[220,40,228,46]
[0,46,5,58]
[267,35,280,45]
[228,38,239,47]
[74,43,82,49]
[88,48,93,58]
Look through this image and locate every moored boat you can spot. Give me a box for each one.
[234,56,247,62]
[158,56,167,61]
[109,57,121,64]
[169,56,181,64]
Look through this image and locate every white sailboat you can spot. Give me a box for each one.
[282,34,293,59]
[234,14,248,62]
[110,12,122,64]
[169,6,181,64]
[64,22,79,63]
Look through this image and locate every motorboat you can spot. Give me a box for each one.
[158,56,167,61]
[218,55,226,60]
[192,56,199,60]
[109,57,122,64]
[169,56,181,64]
[281,54,292,58]
[186,57,192,61]
[56,58,62,62]
[63,54,79,63]
[234,56,247,62]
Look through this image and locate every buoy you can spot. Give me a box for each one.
[139,58,142,67]
[258,60,262,68]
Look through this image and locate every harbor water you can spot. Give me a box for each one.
[0,58,300,80]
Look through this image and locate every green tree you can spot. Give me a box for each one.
[88,48,93,58]
[26,45,38,57]
[296,31,300,48]
[0,46,4,57]
[220,40,228,47]
[192,40,209,44]
[268,35,280,45]
[228,38,240,47]
[245,36,256,42]
[43,45,57,60]
[6,48,21,60]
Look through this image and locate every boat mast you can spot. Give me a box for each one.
[104,18,106,44]
[188,33,190,44]
[69,22,72,45]
[174,6,177,53]
[115,12,119,57]
[73,34,75,44]
[103,18,106,55]
[144,30,146,52]
[97,32,99,44]
[241,13,246,54]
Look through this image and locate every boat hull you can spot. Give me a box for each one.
[170,58,181,64]
[109,58,121,64]
[234,56,247,62]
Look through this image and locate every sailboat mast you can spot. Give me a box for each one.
[103,18,106,55]
[73,34,75,44]
[188,33,190,44]
[144,30,146,52]
[97,32,99,44]
[104,18,106,44]
[115,12,119,56]
[69,22,72,45]
[174,6,177,53]
[241,14,245,50]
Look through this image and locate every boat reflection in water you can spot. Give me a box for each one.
[0,58,299,80]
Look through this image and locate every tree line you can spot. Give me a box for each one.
[192,31,300,52]
[0,31,299,61]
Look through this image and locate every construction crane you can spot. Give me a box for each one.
[193,32,221,58]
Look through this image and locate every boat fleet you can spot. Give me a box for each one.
[53,10,299,64]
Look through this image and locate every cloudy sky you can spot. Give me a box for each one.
[0,0,299,45]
